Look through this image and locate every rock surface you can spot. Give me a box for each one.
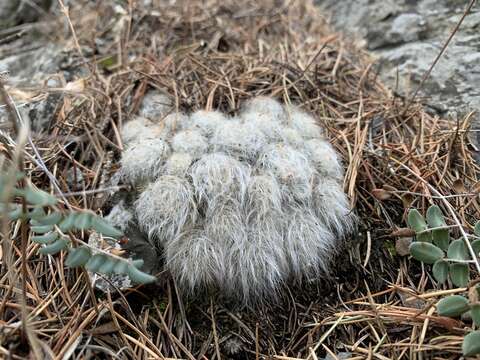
[316,0,480,117]
[0,0,52,29]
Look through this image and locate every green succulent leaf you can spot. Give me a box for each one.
[8,206,25,221]
[475,221,480,237]
[132,259,144,268]
[471,239,480,257]
[28,207,46,220]
[432,259,449,284]
[23,187,57,206]
[463,331,480,356]
[447,239,469,261]
[31,224,54,234]
[127,265,156,284]
[32,232,58,244]
[432,229,450,251]
[417,231,433,243]
[0,172,24,194]
[59,213,78,232]
[407,209,427,233]
[426,205,445,228]
[91,216,123,238]
[74,212,93,230]
[449,263,470,287]
[113,260,129,274]
[470,304,480,327]
[85,254,107,272]
[409,242,444,264]
[65,247,91,268]
[98,258,117,274]
[39,238,69,255]
[37,212,63,225]
[437,295,470,317]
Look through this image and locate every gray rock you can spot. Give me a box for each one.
[316,0,480,124]
[323,352,352,360]
[0,42,91,131]
[138,90,173,121]
[0,0,52,29]
[366,13,428,50]
[389,14,427,43]
[396,237,412,257]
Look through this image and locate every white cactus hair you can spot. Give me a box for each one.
[276,126,304,148]
[245,174,282,221]
[166,230,225,292]
[190,109,226,137]
[257,144,314,203]
[138,91,172,120]
[240,215,288,299]
[105,201,133,232]
[163,152,193,177]
[284,208,336,278]
[120,139,170,184]
[171,129,208,158]
[161,112,191,133]
[212,120,267,163]
[134,175,197,246]
[241,97,286,141]
[121,116,161,145]
[241,96,286,122]
[313,178,355,237]
[116,92,355,303]
[190,153,251,208]
[285,105,324,140]
[304,138,343,179]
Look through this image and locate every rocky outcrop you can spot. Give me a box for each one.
[317,0,480,116]
[0,0,52,29]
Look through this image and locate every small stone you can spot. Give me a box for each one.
[389,13,427,43]
[139,91,173,121]
[324,352,352,360]
[66,168,84,191]
[396,237,412,257]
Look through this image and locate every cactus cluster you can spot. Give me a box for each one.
[116,93,354,301]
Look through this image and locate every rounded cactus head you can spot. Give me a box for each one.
[117,94,354,303]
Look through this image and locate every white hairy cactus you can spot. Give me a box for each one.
[117,94,354,302]
[135,176,197,245]
[171,130,208,158]
[105,201,133,232]
[212,120,267,162]
[190,153,251,208]
[163,152,193,177]
[241,96,286,123]
[120,139,170,184]
[161,112,192,135]
[285,105,324,140]
[121,116,160,145]
[304,139,343,179]
[138,91,172,120]
[257,144,314,203]
[189,110,226,137]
